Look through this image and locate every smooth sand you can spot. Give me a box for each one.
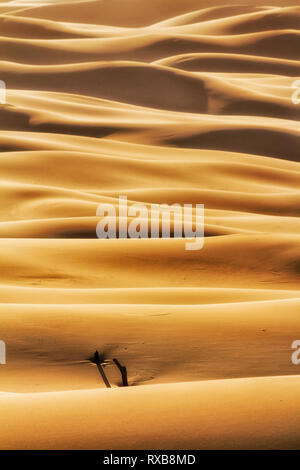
[0,0,299,449]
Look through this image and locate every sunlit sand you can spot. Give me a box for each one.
[0,0,299,449]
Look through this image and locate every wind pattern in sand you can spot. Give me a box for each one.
[0,0,300,450]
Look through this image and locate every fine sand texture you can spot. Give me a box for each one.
[0,0,299,450]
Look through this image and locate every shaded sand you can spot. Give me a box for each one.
[0,0,299,450]
[0,299,300,393]
[0,236,299,289]
[1,30,300,64]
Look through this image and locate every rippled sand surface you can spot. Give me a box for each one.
[0,0,300,449]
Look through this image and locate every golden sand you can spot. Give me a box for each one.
[0,0,299,449]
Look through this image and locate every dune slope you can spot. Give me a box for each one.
[0,0,299,450]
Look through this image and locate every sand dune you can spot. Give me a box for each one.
[0,14,101,39]
[159,7,300,35]
[156,53,300,75]
[1,376,300,449]
[0,131,298,168]
[0,299,300,393]
[0,235,299,289]
[1,29,300,65]
[1,285,300,305]
[152,6,273,28]
[0,0,299,451]
[13,0,209,26]
[2,73,300,121]
[14,0,299,26]
[2,6,299,40]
